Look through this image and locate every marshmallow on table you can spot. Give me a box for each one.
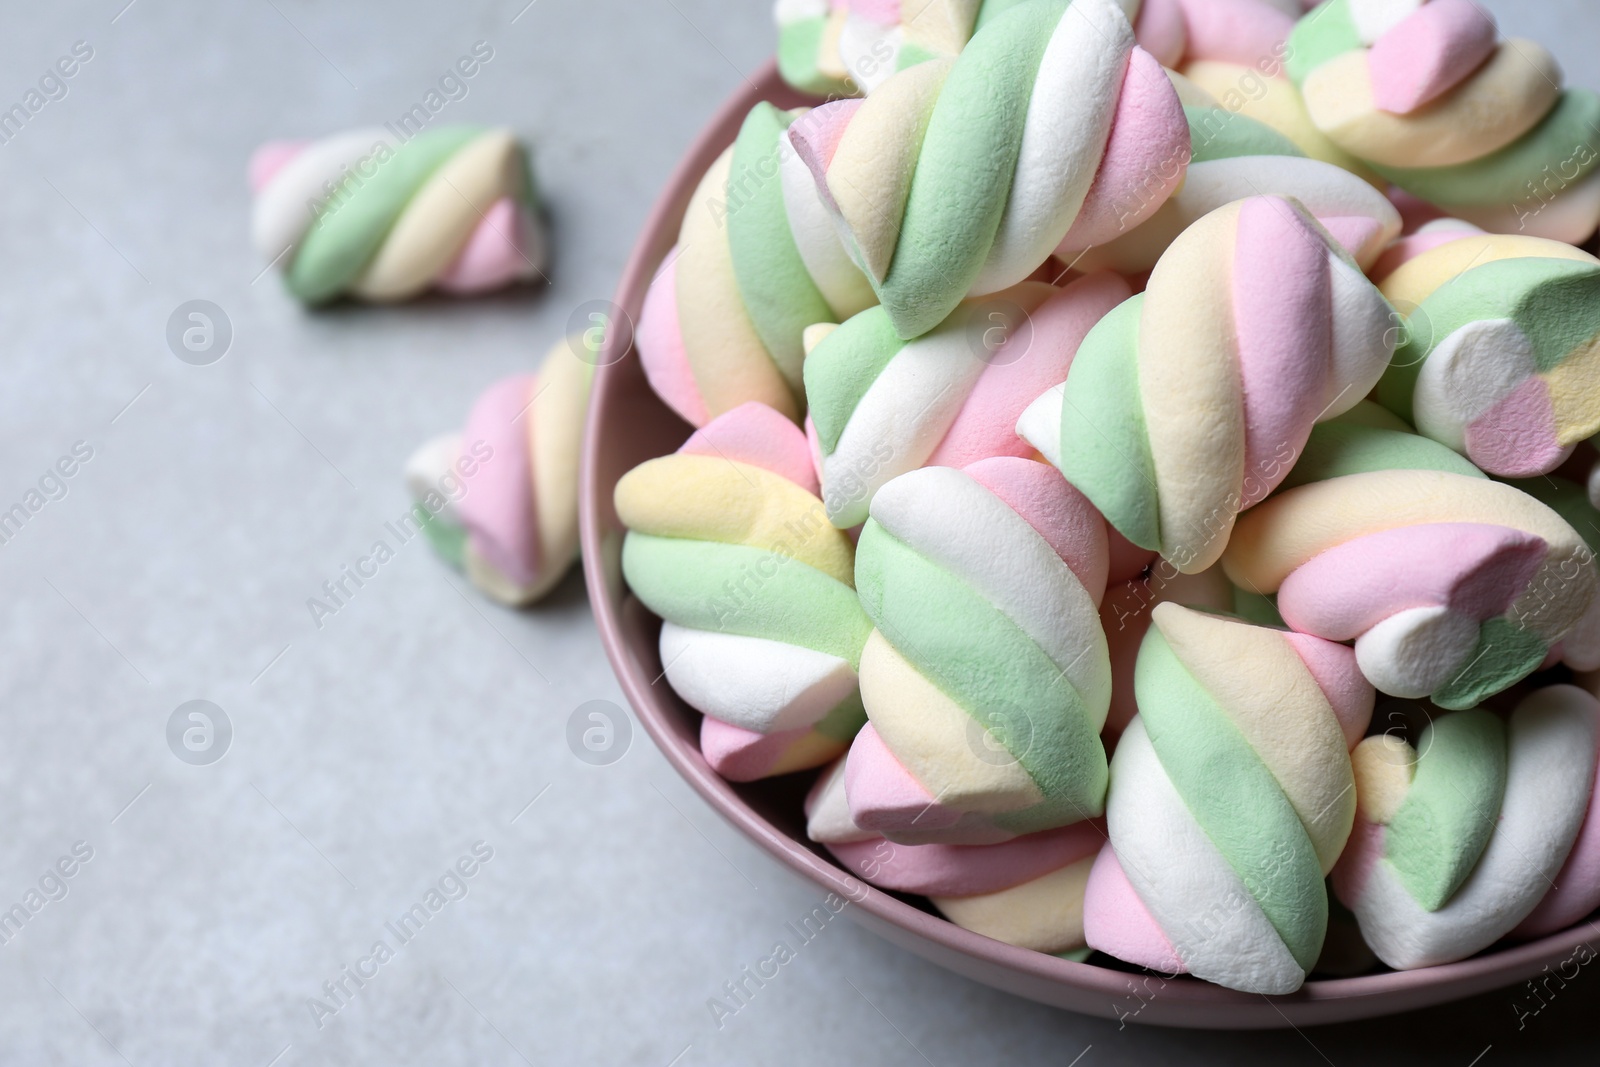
[1083,603,1375,994]
[804,273,1131,529]
[791,0,1188,339]
[1334,686,1600,968]
[1287,0,1600,242]
[637,102,875,429]
[1371,223,1600,479]
[1073,101,1400,274]
[847,457,1113,845]
[806,758,1104,954]
[1019,195,1395,575]
[616,403,871,781]
[1223,406,1599,709]
[404,334,593,606]
[250,126,545,305]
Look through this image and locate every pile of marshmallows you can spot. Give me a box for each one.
[614,0,1600,995]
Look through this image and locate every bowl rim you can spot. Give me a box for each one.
[577,58,1600,1029]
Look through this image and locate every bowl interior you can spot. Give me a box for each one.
[577,60,1597,1028]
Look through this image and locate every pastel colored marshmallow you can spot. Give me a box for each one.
[1334,687,1600,970]
[1082,603,1374,994]
[403,334,594,605]
[249,127,545,304]
[617,402,873,780]
[636,102,876,428]
[1223,411,1599,708]
[847,458,1113,844]
[1286,0,1600,243]
[804,273,1130,528]
[805,758,1104,954]
[1374,228,1600,478]
[796,0,1189,338]
[1020,196,1395,574]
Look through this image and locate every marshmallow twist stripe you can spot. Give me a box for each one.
[806,759,1104,953]
[1084,603,1373,994]
[638,103,875,428]
[1020,196,1394,573]
[250,127,544,305]
[1333,687,1600,970]
[847,459,1112,844]
[1224,418,1598,709]
[1074,104,1401,275]
[795,0,1188,339]
[403,335,594,606]
[804,274,1130,529]
[617,403,871,780]
[1287,0,1600,242]
[1375,230,1600,479]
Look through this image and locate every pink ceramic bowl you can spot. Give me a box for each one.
[579,61,1598,1029]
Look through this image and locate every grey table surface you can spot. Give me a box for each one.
[1,1,1596,1064]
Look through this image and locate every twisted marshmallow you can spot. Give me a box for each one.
[250,127,544,304]
[791,0,1188,338]
[1288,0,1600,242]
[617,403,871,780]
[638,103,875,428]
[1223,409,1599,709]
[1333,686,1600,969]
[1083,603,1374,994]
[846,457,1112,844]
[404,335,594,605]
[1373,222,1600,478]
[1019,195,1394,574]
[807,759,1104,953]
[804,273,1130,529]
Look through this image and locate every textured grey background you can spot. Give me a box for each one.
[0,1,1597,1064]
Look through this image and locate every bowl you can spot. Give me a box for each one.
[578,59,1598,1029]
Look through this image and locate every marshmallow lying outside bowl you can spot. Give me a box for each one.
[250,126,545,304]
[405,334,595,607]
